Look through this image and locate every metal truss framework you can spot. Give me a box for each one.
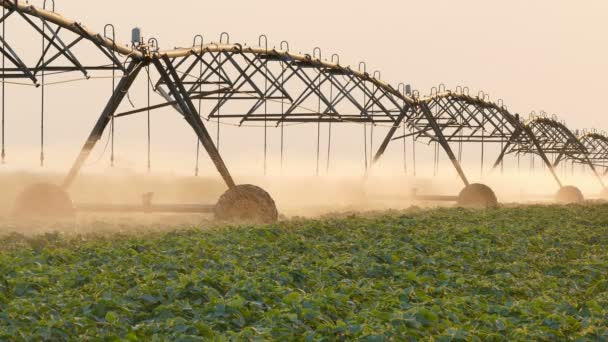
[1,0,607,195]
[0,0,127,82]
[579,133,608,173]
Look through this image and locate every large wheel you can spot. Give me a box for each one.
[13,183,75,218]
[555,186,584,204]
[457,183,498,208]
[214,184,278,224]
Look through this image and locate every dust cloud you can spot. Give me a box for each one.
[0,158,604,237]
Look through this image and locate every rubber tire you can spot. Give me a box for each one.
[13,183,75,218]
[214,184,278,224]
[457,183,498,208]
[555,186,584,204]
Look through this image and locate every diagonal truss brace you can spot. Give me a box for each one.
[153,55,236,189]
[62,60,144,189]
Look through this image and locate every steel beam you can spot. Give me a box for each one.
[62,60,143,189]
[420,103,469,186]
[491,127,522,170]
[523,126,563,188]
[153,55,236,189]
[372,104,410,164]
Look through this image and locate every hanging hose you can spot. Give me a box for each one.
[402,123,407,174]
[316,62,321,177]
[40,15,47,168]
[192,35,203,177]
[326,77,334,173]
[313,47,322,177]
[280,41,289,173]
[105,24,116,168]
[433,99,439,176]
[530,155,535,173]
[195,64,202,176]
[457,130,462,163]
[458,114,463,163]
[363,124,368,171]
[260,35,269,176]
[480,117,485,177]
[517,153,521,174]
[280,61,285,171]
[433,141,438,176]
[360,62,368,173]
[264,67,268,177]
[1,5,5,164]
[40,69,45,167]
[500,140,504,174]
[370,121,374,167]
[412,135,417,177]
[217,33,229,153]
[369,91,374,167]
[571,160,574,176]
[146,66,151,173]
[370,71,380,168]
[316,121,321,176]
[147,38,161,173]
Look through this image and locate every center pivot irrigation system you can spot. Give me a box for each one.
[1,0,608,222]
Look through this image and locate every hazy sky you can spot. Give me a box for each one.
[2,0,607,179]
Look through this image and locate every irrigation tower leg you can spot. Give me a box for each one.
[523,126,563,188]
[420,103,469,186]
[554,155,606,189]
[153,56,236,189]
[491,129,523,171]
[62,61,144,189]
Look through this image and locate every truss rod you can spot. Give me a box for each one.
[63,60,143,189]
[154,55,236,189]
